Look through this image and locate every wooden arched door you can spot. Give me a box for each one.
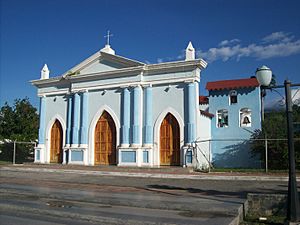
[94,111,116,165]
[50,120,63,163]
[160,113,180,166]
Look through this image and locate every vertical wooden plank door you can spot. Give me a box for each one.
[50,120,63,163]
[94,111,116,165]
[160,113,180,166]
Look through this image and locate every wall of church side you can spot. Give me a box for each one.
[196,115,211,169]
[195,82,211,169]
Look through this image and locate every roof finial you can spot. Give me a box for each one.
[185,41,195,61]
[40,64,49,79]
[104,30,113,46]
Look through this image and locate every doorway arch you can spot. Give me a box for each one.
[94,111,116,165]
[160,113,180,166]
[50,119,63,163]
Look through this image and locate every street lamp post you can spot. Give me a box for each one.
[256,66,272,173]
[256,66,300,223]
[285,80,300,223]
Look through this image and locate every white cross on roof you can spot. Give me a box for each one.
[104,30,113,45]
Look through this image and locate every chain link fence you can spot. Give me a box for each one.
[0,141,36,164]
[194,138,300,172]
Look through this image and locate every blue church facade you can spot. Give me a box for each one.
[32,42,212,168]
[206,78,262,168]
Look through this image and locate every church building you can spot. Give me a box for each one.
[31,41,211,168]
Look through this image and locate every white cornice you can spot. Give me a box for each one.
[37,90,68,97]
[31,58,207,87]
[145,59,207,72]
[30,76,62,86]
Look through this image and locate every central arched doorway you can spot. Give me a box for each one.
[160,113,180,166]
[50,119,63,163]
[94,111,116,165]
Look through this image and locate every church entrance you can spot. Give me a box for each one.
[160,113,180,166]
[94,111,116,165]
[50,119,63,163]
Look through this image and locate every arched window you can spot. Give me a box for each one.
[240,108,251,127]
[229,90,238,105]
[217,109,228,128]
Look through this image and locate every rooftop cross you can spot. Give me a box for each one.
[104,30,113,46]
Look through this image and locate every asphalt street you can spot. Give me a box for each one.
[0,167,297,225]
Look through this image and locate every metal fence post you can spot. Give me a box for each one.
[13,141,16,165]
[208,140,211,173]
[265,137,268,173]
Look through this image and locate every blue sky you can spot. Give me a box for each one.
[1,0,300,108]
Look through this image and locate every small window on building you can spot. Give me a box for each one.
[217,109,228,128]
[229,90,238,105]
[240,108,251,127]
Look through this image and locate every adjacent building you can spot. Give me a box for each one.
[206,77,262,168]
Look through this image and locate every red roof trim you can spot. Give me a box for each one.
[206,77,259,91]
[200,110,214,118]
[199,96,209,104]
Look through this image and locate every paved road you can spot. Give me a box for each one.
[0,168,297,225]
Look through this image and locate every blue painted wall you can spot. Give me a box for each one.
[36,55,204,166]
[209,87,262,168]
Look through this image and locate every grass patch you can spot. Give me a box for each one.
[0,160,12,165]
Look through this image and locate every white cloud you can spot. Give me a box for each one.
[198,32,300,63]
[262,31,294,43]
[218,39,240,46]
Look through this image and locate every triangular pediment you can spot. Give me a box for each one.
[62,50,144,77]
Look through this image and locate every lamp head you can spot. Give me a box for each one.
[255,65,272,87]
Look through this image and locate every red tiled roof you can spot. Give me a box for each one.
[206,77,259,91]
[200,110,214,118]
[199,96,209,104]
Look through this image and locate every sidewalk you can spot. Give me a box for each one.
[1,163,299,182]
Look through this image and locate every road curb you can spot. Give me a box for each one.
[1,166,297,181]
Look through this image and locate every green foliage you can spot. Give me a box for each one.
[0,98,39,162]
[0,98,39,141]
[250,105,300,170]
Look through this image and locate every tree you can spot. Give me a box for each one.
[250,105,300,170]
[0,98,39,162]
